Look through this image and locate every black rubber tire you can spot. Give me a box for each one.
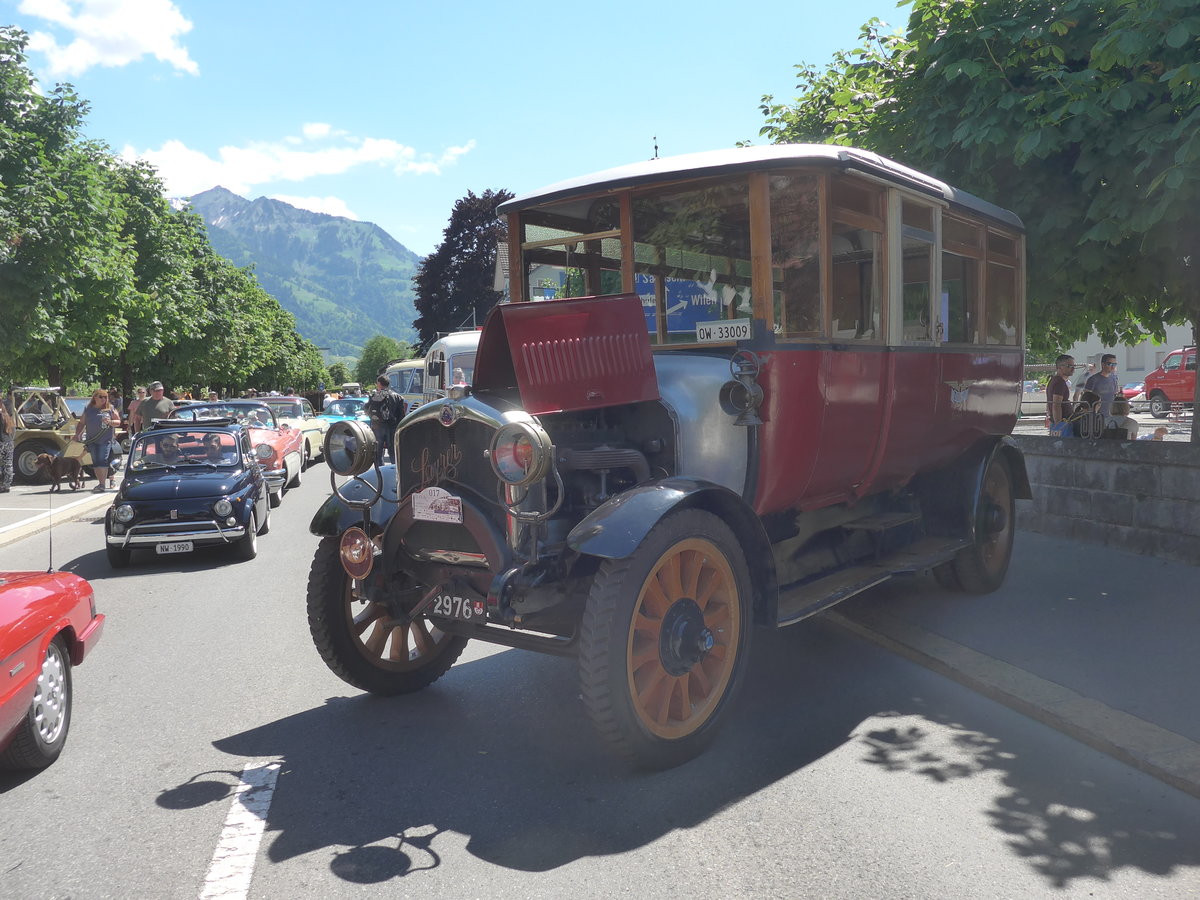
[1148,392,1170,418]
[300,442,310,473]
[579,508,753,769]
[952,455,1016,594]
[106,545,131,568]
[0,637,72,769]
[233,509,258,561]
[268,489,282,509]
[257,501,270,536]
[306,536,468,695]
[14,439,57,484]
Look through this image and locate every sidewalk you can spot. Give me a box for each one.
[0,481,113,548]
[830,529,1200,799]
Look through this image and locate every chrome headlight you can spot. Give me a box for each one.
[255,444,273,461]
[213,498,233,517]
[114,504,135,523]
[489,421,552,486]
[325,420,375,477]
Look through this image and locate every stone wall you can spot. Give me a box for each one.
[1011,434,1200,564]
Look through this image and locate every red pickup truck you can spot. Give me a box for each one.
[1143,347,1196,417]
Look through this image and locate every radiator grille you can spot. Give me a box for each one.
[398,417,497,506]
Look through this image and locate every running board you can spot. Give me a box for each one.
[774,536,970,628]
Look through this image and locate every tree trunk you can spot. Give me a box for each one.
[46,364,62,389]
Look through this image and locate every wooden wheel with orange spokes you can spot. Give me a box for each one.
[307,536,467,694]
[580,509,752,768]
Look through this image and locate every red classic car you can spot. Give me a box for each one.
[171,401,304,507]
[1,571,104,769]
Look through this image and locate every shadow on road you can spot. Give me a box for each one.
[141,610,1200,887]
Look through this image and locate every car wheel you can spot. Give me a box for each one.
[290,458,303,488]
[951,454,1015,594]
[234,509,258,560]
[1148,391,1170,418]
[14,439,57,484]
[306,536,468,695]
[257,501,271,536]
[106,545,131,568]
[300,442,310,473]
[931,561,962,592]
[0,636,72,770]
[579,509,753,769]
[269,489,282,508]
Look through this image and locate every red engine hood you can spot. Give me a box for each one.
[473,293,660,415]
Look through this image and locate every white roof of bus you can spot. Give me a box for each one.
[428,331,481,355]
[498,143,1023,230]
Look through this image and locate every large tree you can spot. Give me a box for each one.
[758,0,1200,438]
[412,188,513,350]
[355,334,411,386]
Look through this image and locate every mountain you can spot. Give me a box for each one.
[187,187,420,358]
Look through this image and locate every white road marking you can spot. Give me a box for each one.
[200,760,282,900]
[0,494,109,533]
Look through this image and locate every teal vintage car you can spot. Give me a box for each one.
[319,396,369,425]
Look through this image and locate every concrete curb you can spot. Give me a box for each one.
[827,608,1200,801]
[0,492,112,549]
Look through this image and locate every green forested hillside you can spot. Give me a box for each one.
[188,187,419,358]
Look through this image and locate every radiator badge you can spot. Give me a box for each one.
[439,402,460,427]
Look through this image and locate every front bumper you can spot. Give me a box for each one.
[106,521,247,547]
[264,468,286,491]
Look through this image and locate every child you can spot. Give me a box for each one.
[1138,426,1169,441]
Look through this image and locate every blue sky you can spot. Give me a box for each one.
[5,0,904,256]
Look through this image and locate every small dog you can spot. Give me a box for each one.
[35,453,84,492]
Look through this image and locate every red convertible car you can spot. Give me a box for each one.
[1,571,104,769]
[171,401,304,507]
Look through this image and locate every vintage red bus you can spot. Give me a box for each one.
[310,144,1031,768]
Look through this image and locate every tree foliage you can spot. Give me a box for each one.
[0,27,328,398]
[355,334,411,385]
[758,0,1200,435]
[412,188,513,350]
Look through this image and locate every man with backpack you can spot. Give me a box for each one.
[366,375,403,465]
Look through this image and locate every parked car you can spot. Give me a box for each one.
[1120,382,1145,401]
[318,396,369,424]
[169,401,303,507]
[105,419,271,567]
[1143,347,1196,417]
[262,397,328,468]
[1,570,104,769]
[308,144,1031,768]
[8,387,80,484]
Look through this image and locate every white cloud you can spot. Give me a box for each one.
[122,127,475,196]
[20,0,197,76]
[269,194,359,220]
[302,123,332,140]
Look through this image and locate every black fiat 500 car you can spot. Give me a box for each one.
[104,420,270,567]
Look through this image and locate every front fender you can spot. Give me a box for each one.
[309,466,400,536]
[567,477,762,560]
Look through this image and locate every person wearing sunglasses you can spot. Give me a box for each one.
[1082,353,1120,417]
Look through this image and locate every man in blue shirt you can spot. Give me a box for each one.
[1084,353,1120,417]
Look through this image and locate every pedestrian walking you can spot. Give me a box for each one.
[132,381,175,432]
[0,395,15,492]
[366,375,402,465]
[1083,353,1120,417]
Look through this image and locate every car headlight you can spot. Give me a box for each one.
[114,504,135,523]
[325,420,375,477]
[256,444,273,461]
[213,498,233,517]
[489,421,552,486]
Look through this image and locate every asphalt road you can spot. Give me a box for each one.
[3,466,1200,898]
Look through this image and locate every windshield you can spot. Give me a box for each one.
[172,403,277,429]
[450,353,476,385]
[324,398,366,417]
[265,400,302,418]
[130,429,240,470]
